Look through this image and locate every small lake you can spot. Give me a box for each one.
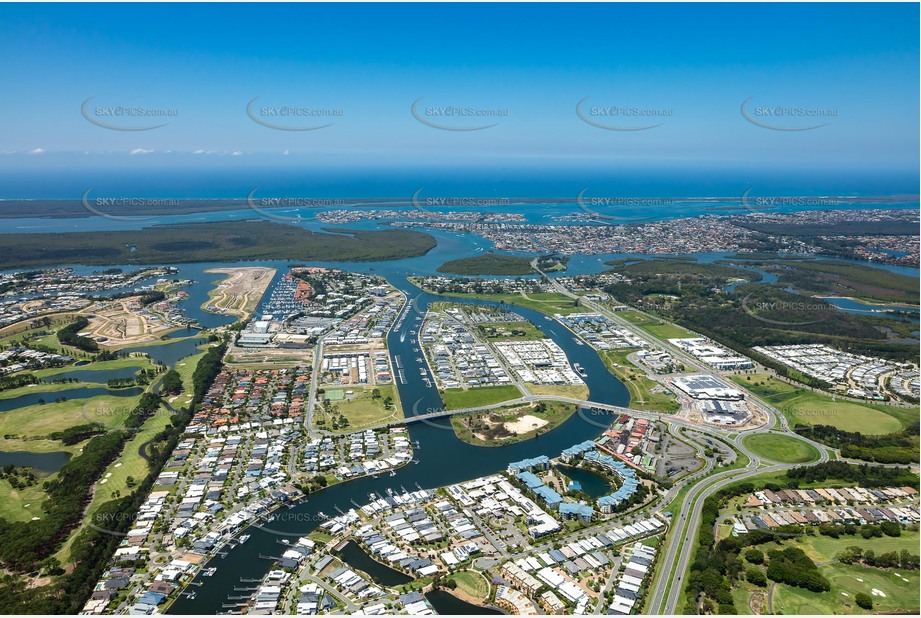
[0,450,72,475]
[121,337,208,367]
[0,386,142,413]
[426,589,503,615]
[45,366,142,384]
[336,540,413,586]
[556,463,613,499]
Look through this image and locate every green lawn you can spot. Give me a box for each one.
[643,323,697,341]
[741,433,821,464]
[599,349,680,412]
[316,384,403,430]
[773,562,919,615]
[451,570,490,599]
[730,374,914,434]
[792,531,920,564]
[440,384,523,410]
[0,478,51,522]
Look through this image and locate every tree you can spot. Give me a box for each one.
[880,520,901,537]
[161,369,183,395]
[746,569,767,587]
[854,593,873,610]
[744,549,764,564]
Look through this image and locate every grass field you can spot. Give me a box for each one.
[599,349,680,412]
[612,307,697,339]
[772,561,919,615]
[167,344,214,409]
[526,383,589,400]
[440,384,523,410]
[451,570,490,599]
[791,531,920,563]
[643,322,697,341]
[318,384,403,430]
[741,432,821,463]
[477,320,545,341]
[730,373,915,434]
[0,393,144,438]
[0,478,51,522]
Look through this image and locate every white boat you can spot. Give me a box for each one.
[238,535,250,543]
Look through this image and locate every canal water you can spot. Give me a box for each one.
[336,540,413,586]
[168,272,630,614]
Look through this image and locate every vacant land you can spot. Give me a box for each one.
[741,433,821,463]
[0,221,437,269]
[438,291,584,317]
[477,320,545,342]
[526,383,590,400]
[600,349,680,412]
[437,253,535,275]
[616,308,697,340]
[204,266,277,320]
[730,373,913,433]
[451,400,577,446]
[440,384,523,410]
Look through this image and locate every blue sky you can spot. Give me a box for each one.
[0,2,918,180]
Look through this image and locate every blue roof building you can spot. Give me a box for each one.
[559,503,594,521]
[533,485,563,509]
[561,440,597,462]
[584,450,641,513]
[516,471,544,490]
[507,455,550,474]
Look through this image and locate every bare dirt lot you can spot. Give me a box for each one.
[204,267,277,320]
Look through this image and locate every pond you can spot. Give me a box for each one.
[45,366,142,384]
[425,589,504,615]
[0,386,143,413]
[556,463,614,499]
[0,450,72,475]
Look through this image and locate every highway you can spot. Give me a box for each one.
[528,265,842,614]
